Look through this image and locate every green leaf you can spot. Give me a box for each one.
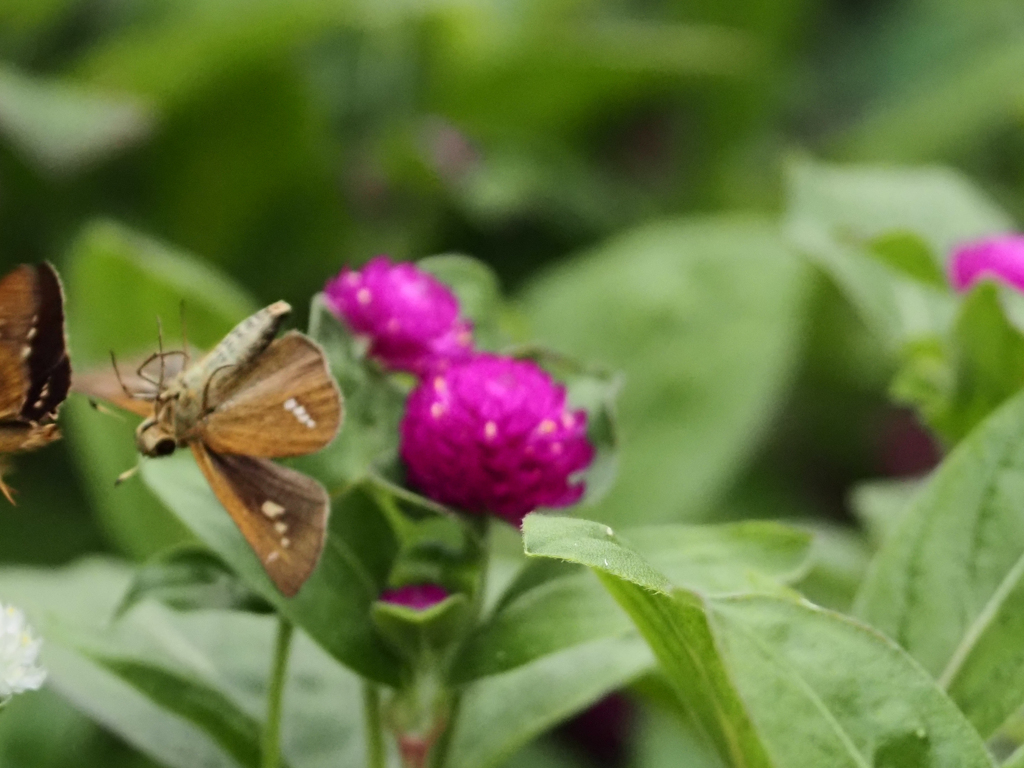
[624,521,813,593]
[141,453,403,685]
[838,33,1024,163]
[303,293,406,490]
[526,515,997,768]
[115,545,271,617]
[65,220,258,558]
[0,65,152,174]
[947,283,1024,440]
[0,559,367,767]
[76,654,265,768]
[0,560,247,768]
[868,231,948,288]
[855,389,1024,736]
[892,282,1024,443]
[786,159,1008,349]
[850,478,924,548]
[453,571,630,682]
[446,635,654,768]
[371,593,471,663]
[633,702,726,768]
[521,216,808,524]
[458,520,812,681]
[791,522,872,613]
[417,253,505,348]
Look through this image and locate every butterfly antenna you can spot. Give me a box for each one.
[156,316,166,390]
[180,300,190,365]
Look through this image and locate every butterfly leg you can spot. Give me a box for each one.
[110,351,141,399]
[135,350,188,387]
[200,364,235,412]
[115,463,140,486]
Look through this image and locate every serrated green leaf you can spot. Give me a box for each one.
[522,216,808,525]
[65,220,258,559]
[141,453,403,685]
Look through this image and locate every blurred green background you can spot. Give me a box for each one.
[1,0,1021,765]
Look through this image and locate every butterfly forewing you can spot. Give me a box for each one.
[200,331,342,458]
[0,264,70,423]
[74,351,191,418]
[191,442,328,597]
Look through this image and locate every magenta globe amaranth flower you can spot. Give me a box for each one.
[949,234,1024,293]
[380,584,450,611]
[400,354,595,526]
[324,255,474,375]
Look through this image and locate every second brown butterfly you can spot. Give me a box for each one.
[80,301,343,596]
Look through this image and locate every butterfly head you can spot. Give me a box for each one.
[135,417,177,458]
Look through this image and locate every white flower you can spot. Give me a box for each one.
[0,603,46,701]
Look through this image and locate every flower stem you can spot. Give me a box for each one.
[364,682,386,768]
[427,695,460,768]
[262,616,294,768]
[430,517,491,768]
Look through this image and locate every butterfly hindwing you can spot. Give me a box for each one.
[190,442,329,597]
[199,331,342,458]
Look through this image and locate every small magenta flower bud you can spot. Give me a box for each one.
[0,603,45,702]
[324,256,474,375]
[400,354,595,526]
[949,235,1024,293]
[380,584,450,611]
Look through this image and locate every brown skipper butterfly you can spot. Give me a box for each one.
[0,263,71,502]
[78,301,343,596]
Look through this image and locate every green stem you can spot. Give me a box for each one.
[427,694,460,768]
[262,617,294,768]
[364,682,386,768]
[430,518,491,768]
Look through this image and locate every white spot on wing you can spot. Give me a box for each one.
[261,500,285,519]
[266,551,280,564]
[284,398,317,428]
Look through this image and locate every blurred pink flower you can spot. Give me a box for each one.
[400,354,594,526]
[324,255,473,375]
[949,234,1024,293]
[380,583,450,611]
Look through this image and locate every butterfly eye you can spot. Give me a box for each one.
[153,437,176,456]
